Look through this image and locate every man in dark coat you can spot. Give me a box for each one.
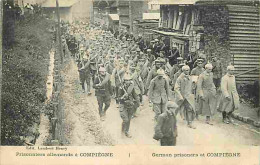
[153,101,178,146]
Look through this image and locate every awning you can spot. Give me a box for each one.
[152,29,189,40]
[143,13,160,20]
[108,14,119,21]
[158,0,197,5]
[41,0,79,8]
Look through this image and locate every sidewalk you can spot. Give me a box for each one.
[231,103,260,127]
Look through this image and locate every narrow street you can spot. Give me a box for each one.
[61,58,260,146]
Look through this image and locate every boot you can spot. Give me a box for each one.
[206,116,213,125]
[188,122,196,129]
[227,113,234,124]
[222,112,229,124]
[125,132,132,138]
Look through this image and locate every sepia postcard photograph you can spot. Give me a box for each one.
[0,0,259,164]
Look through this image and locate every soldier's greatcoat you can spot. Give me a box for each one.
[174,73,195,111]
[197,71,217,116]
[148,76,170,104]
[219,74,239,113]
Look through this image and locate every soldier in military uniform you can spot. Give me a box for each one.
[197,64,217,125]
[212,55,222,90]
[153,101,178,146]
[219,65,239,124]
[78,53,92,95]
[146,59,163,91]
[93,67,112,120]
[118,74,138,138]
[175,65,196,129]
[130,65,144,116]
[171,63,185,91]
[191,59,205,119]
[148,69,170,121]
[89,47,98,84]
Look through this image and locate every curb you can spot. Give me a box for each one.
[217,109,260,128]
[231,112,260,128]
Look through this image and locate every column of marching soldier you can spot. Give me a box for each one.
[62,21,240,146]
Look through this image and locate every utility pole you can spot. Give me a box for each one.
[56,0,63,63]
[129,0,133,33]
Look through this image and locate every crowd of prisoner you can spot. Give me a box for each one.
[61,21,239,146]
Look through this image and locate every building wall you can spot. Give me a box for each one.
[16,0,47,6]
[71,0,93,21]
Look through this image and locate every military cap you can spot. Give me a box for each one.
[136,48,141,52]
[197,58,204,62]
[83,55,89,60]
[151,40,155,43]
[154,39,159,42]
[172,44,178,48]
[182,65,190,71]
[99,67,106,72]
[197,60,203,64]
[227,65,235,70]
[139,58,146,62]
[159,58,166,64]
[179,63,185,67]
[205,63,213,69]
[129,65,136,70]
[155,59,161,64]
[147,49,151,52]
[167,101,178,109]
[140,52,144,55]
[157,69,165,76]
[123,74,132,80]
[177,57,183,61]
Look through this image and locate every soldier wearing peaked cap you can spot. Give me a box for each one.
[93,67,113,121]
[118,73,138,138]
[130,65,144,117]
[153,101,178,146]
[169,57,183,88]
[145,59,164,92]
[190,59,205,120]
[148,69,170,121]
